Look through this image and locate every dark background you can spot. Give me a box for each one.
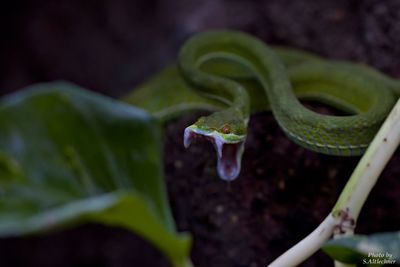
[0,0,399,267]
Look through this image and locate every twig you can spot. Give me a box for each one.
[268,99,400,267]
[268,215,338,267]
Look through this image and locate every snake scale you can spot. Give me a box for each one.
[125,30,400,181]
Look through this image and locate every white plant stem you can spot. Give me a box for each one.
[332,99,400,220]
[175,259,194,267]
[185,259,194,267]
[268,215,337,267]
[334,261,355,267]
[268,99,400,267]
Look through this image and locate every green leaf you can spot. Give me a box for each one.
[323,231,400,266]
[0,82,191,267]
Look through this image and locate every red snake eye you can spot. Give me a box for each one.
[222,125,231,134]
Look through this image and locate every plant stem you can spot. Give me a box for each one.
[185,259,194,267]
[332,98,400,220]
[334,261,355,267]
[268,99,400,267]
[332,230,356,267]
[268,215,338,267]
[174,259,194,267]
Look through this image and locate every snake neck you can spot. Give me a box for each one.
[178,30,397,180]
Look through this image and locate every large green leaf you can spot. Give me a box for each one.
[0,82,191,267]
[323,231,400,266]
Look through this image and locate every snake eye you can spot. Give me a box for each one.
[222,124,231,134]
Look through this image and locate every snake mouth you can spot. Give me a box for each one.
[184,126,245,181]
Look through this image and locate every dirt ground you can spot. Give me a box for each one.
[0,0,399,266]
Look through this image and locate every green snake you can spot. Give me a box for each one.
[124,30,400,181]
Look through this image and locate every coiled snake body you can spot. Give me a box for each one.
[126,30,400,181]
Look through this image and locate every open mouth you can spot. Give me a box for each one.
[184,126,245,181]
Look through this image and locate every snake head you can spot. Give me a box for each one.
[183,110,247,181]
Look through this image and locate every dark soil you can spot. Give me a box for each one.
[0,1,399,267]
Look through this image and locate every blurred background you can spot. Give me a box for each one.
[0,0,399,267]
[1,0,400,97]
